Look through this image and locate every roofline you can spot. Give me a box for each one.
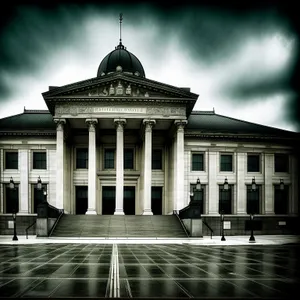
[190,110,299,134]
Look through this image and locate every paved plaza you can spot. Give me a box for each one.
[0,235,299,299]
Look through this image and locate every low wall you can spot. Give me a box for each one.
[0,215,37,235]
[201,215,300,236]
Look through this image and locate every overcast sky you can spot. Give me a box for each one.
[0,1,299,132]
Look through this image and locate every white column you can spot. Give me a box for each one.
[54,119,66,209]
[236,152,246,214]
[264,153,274,214]
[114,119,126,215]
[86,119,98,215]
[142,119,156,215]
[19,150,29,213]
[174,120,187,211]
[208,150,218,214]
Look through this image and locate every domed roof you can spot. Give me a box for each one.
[97,43,145,78]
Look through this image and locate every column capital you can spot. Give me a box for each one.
[86,119,98,132]
[143,119,156,132]
[54,118,66,131]
[174,119,188,129]
[114,118,126,131]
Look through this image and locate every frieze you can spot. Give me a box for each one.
[55,104,185,116]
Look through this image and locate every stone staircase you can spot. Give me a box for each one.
[50,215,188,238]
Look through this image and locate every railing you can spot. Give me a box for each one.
[48,206,64,237]
[25,221,36,239]
[173,210,190,237]
[202,219,213,239]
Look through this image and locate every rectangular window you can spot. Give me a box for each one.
[124,149,134,169]
[247,154,260,172]
[5,152,18,169]
[275,154,289,173]
[220,154,233,172]
[33,152,46,169]
[192,153,204,171]
[246,185,260,214]
[219,185,232,214]
[104,149,115,169]
[76,148,88,169]
[152,149,162,170]
[274,185,289,214]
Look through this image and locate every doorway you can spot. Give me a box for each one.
[102,186,116,215]
[124,186,135,215]
[151,187,162,215]
[76,186,88,214]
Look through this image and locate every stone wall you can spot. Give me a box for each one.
[0,215,36,235]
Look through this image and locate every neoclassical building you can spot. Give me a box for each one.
[0,37,299,236]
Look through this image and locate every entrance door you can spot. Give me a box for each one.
[124,186,135,215]
[151,187,162,215]
[33,184,47,213]
[102,186,116,215]
[76,186,88,214]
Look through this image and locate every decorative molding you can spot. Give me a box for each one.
[143,119,156,132]
[174,120,188,132]
[114,119,127,131]
[55,104,185,117]
[53,119,66,131]
[85,119,98,132]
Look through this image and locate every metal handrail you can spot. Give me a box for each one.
[202,219,213,239]
[48,208,64,237]
[25,221,36,239]
[173,210,190,237]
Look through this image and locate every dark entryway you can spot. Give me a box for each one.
[124,186,135,215]
[5,186,19,214]
[76,186,88,214]
[151,187,162,215]
[102,186,116,215]
[33,184,47,213]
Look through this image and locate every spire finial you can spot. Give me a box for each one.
[119,13,123,45]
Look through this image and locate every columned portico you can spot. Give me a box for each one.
[86,119,98,215]
[114,119,126,215]
[174,120,187,211]
[54,118,66,209]
[142,119,156,215]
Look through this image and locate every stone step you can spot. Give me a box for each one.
[51,214,187,238]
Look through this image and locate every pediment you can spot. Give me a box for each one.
[43,73,198,100]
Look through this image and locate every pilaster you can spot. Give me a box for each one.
[19,150,29,213]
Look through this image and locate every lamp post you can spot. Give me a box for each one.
[220,177,229,241]
[249,213,255,242]
[9,177,18,241]
[279,179,284,190]
[37,176,47,203]
[221,211,226,241]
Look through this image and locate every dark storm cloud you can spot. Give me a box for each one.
[0,0,299,130]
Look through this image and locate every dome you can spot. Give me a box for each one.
[97,43,145,77]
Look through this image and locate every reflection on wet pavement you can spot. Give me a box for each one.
[0,243,298,298]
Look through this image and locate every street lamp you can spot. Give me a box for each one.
[37,176,47,203]
[249,213,255,242]
[221,210,226,241]
[9,177,18,241]
[223,177,229,190]
[251,177,257,191]
[279,179,284,190]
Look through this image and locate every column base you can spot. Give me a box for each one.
[114,210,125,215]
[85,210,97,215]
[142,210,153,215]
